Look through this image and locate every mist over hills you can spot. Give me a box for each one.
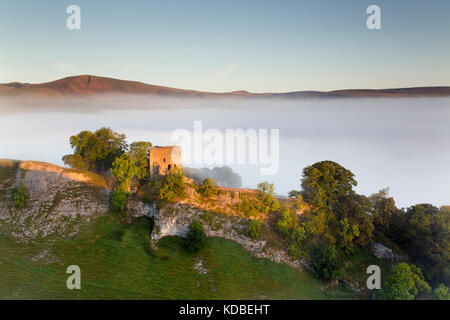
[1,75,450,99]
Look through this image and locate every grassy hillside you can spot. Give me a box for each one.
[0,213,356,300]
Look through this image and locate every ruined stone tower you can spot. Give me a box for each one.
[148,146,181,177]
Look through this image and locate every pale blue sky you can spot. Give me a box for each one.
[1,0,449,92]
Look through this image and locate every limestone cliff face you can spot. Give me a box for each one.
[0,160,306,272]
[125,198,307,272]
[0,160,110,241]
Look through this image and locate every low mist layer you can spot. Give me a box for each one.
[184,166,242,188]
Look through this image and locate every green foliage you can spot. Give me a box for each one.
[111,153,139,192]
[288,243,303,258]
[295,194,307,211]
[198,178,217,198]
[62,127,128,172]
[111,188,127,213]
[256,182,280,213]
[299,195,374,279]
[110,140,152,192]
[301,161,356,211]
[308,237,342,281]
[257,181,275,196]
[12,183,28,209]
[379,263,431,300]
[433,284,450,300]
[159,169,186,203]
[201,211,214,224]
[185,220,207,252]
[129,141,152,180]
[236,182,280,218]
[370,188,399,237]
[236,198,260,218]
[288,190,302,198]
[276,208,299,239]
[337,218,359,256]
[302,210,328,237]
[334,194,374,248]
[277,164,376,280]
[246,220,263,239]
[376,201,450,286]
[400,204,449,286]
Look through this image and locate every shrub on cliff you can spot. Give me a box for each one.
[129,141,153,180]
[111,187,127,214]
[159,169,186,203]
[111,154,139,192]
[198,178,217,199]
[246,220,263,239]
[12,183,28,209]
[185,220,206,252]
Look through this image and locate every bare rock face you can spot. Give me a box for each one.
[370,242,394,260]
[150,202,306,272]
[125,198,156,220]
[0,161,110,242]
[369,242,404,264]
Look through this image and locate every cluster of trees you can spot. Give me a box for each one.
[62,128,128,172]
[278,161,373,280]
[63,128,152,188]
[371,191,450,288]
[379,262,430,300]
[277,160,449,299]
[63,128,153,214]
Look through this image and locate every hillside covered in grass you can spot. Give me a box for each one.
[0,213,356,299]
[0,158,358,299]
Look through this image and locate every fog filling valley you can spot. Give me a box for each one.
[1,96,449,208]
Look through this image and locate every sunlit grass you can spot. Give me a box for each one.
[0,213,356,300]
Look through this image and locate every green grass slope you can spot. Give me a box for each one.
[0,213,356,300]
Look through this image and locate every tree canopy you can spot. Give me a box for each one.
[62,127,128,172]
[301,161,357,211]
[379,263,431,300]
[129,141,153,180]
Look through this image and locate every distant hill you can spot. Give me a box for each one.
[1,75,450,98]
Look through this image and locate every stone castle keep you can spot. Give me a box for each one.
[149,146,181,177]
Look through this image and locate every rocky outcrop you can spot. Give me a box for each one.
[0,160,306,273]
[0,160,110,241]
[144,202,306,272]
[369,242,404,264]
